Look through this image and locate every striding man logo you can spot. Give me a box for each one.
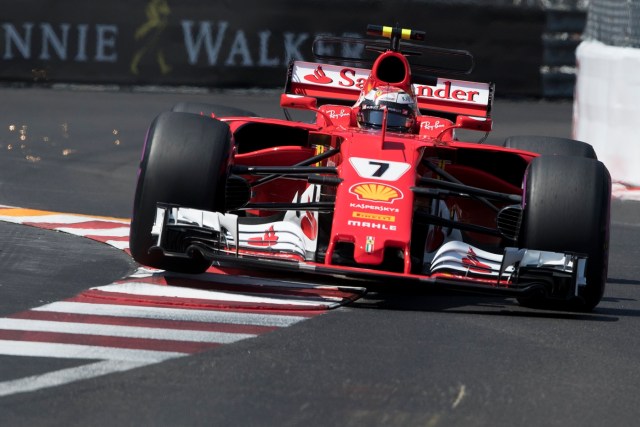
[131,0,172,75]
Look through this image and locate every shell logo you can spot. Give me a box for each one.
[349,183,403,203]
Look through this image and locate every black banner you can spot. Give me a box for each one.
[0,1,544,96]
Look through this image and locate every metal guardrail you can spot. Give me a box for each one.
[583,0,640,47]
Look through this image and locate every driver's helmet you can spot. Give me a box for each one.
[356,86,418,133]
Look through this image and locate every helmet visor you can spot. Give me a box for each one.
[359,108,414,132]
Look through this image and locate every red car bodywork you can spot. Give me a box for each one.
[141,27,601,309]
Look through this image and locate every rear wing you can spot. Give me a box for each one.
[285,61,494,118]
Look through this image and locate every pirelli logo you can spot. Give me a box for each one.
[352,211,395,222]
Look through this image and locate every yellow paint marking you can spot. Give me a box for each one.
[0,207,129,224]
[0,208,52,217]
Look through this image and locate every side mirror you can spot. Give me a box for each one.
[455,115,493,133]
[280,94,318,110]
[435,115,492,142]
[280,94,337,128]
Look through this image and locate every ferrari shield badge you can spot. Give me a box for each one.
[365,236,375,253]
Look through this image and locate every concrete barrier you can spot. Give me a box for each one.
[573,40,640,195]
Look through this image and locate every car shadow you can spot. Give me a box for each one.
[163,269,639,320]
[607,277,640,285]
[348,288,623,322]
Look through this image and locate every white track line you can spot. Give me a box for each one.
[0,207,330,398]
[0,319,255,343]
[56,227,130,237]
[0,340,183,362]
[0,360,152,397]
[106,240,130,250]
[33,302,307,327]
[97,282,328,306]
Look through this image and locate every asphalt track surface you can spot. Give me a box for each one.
[1,86,639,426]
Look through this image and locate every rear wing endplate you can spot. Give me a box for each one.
[285,61,494,118]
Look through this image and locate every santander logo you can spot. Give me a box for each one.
[415,80,480,103]
[303,66,333,84]
[295,61,489,106]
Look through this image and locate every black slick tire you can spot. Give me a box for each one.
[172,102,257,118]
[504,135,597,159]
[517,155,611,311]
[129,112,232,273]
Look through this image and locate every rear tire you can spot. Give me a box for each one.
[172,102,257,118]
[503,135,597,159]
[517,155,611,311]
[129,112,232,273]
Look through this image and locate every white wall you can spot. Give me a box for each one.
[573,40,640,199]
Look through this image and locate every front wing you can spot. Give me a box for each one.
[150,205,588,301]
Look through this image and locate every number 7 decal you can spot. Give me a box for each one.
[349,157,411,181]
[368,161,390,177]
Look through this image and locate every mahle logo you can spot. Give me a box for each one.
[349,183,403,203]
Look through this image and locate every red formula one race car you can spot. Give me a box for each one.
[130,25,611,311]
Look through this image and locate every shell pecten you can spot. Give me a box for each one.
[351,183,400,202]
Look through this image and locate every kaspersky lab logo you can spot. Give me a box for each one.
[349,183,403,203]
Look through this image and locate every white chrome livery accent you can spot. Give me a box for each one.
[430,241,582,283]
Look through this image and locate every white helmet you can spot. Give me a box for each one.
[356,86,417,133]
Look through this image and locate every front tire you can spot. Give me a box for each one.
[172,102,257,118]
[517,155,611,311]
[503,135,597,159]
[129,112,232,273]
